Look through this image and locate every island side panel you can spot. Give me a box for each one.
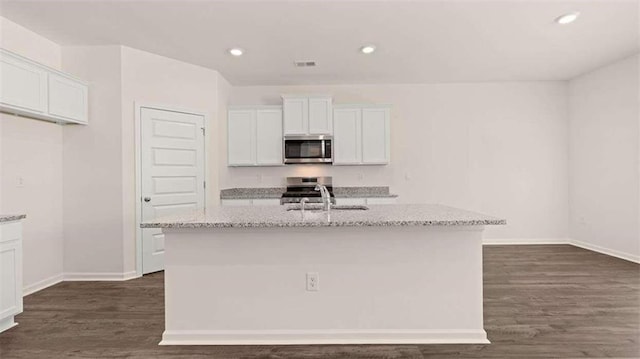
[161,225,487,345]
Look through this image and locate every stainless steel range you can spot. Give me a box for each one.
[280,176,336,205]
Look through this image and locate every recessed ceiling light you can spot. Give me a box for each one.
[228,48,244,56]
[555,11,580,25]
[360,45,376,54]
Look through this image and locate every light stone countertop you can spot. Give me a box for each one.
[0,214,26,223]
[220,186,398,199]
[141,204,505,229]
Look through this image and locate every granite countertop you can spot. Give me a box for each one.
[220,187,398,199]
[0,214,26,223]
[141,204,505,229]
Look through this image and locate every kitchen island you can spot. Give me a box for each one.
[142,204,505,345]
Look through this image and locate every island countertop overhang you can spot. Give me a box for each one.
[141,204,506,229]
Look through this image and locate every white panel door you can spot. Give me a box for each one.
[228,110,256,166]
[361,107,390,164]
[256,108,283,165]
[333,108,362,165]
[141,108,205,274]
[0,52,47,113]
[308,97,332,135]
[283,97,308,135]
[48,73,88,124]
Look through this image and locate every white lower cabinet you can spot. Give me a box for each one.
[228,106,283,166]
[333,105,390,165]
[0,221,23,334]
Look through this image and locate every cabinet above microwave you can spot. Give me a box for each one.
[282,95,332,136]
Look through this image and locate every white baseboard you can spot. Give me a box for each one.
[483,238,569,245]
[160,329,490,345]
[63,270,139,281]
[569,239,640,264]
[0,317,18,334]
[23,273,64,296]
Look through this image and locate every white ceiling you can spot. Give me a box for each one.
[1,0,638,85]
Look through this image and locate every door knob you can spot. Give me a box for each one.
[144,197,151,202]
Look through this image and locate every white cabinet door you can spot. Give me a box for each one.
[0,222,23,333]
[0,52,47,114]
[48,73,88,124]
[361,107,390,164]
[333,107,362,165]
[283,97,308,135]
[256,108,283,165]
[228,110,256,166]
[308,96,332,135]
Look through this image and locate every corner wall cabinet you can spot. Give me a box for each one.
[228,106,283,166]
[0,48,88,125]
[282,95,332,135]
[333,105,391,165]
[0,220,23,334]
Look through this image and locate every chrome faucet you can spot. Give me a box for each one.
[314,184,331,212]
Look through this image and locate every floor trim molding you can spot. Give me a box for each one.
[23,273,64,296]
[569,239,640,264]
[160,329,490,345]
[483,238,569,245]
[63,271,139,281]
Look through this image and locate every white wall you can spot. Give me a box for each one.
[60,46,224,277]
[226,83,570,241]
[61,46,125,276]
[0,17,65,291]
[569,54,640,262]
[119,46,221,273]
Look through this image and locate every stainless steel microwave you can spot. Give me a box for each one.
[283,135,333,164]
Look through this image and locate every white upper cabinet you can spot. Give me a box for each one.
[228,109,256,166]
[255,108,283,165]
[361,107,390,164]
[228,106,283,166]
[308,97,333,134]
[282,97,308,135]
[282,95,332,135]
[333,105,391,165]
[333,107,361,164]
[0,49,88,125]
[0,52,48,114]
[48,73,88,124]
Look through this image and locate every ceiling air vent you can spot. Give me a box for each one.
[294,61,316,68]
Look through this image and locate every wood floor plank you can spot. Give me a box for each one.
[0,245,638,358]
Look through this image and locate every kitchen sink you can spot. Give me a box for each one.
[287,205,369,211]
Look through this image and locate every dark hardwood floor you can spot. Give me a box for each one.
[0,245,638,358]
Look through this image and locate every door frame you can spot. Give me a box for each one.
[134,102,209,277]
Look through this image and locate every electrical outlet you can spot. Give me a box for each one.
[306,272,319,291]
